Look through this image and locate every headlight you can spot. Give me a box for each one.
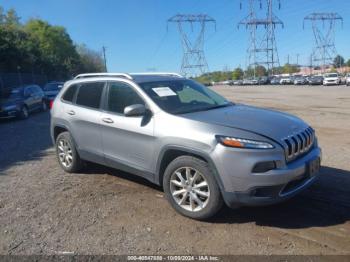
[216,135,274,149]
[3,105,18,111]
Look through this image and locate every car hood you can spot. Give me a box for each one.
[181,104,308,142]
[324,77,338,80]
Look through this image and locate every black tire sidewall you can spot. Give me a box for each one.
[163,156,223,220]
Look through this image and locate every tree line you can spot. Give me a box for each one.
[0,6,105,81]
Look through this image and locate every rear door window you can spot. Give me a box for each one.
[76,82,105,109]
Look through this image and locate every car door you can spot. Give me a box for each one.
[100,81,155,178]
[63,81,105,164]
[31,85,43,109]
[24,86,36,111]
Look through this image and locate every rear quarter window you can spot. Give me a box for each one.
[62,84,78,102]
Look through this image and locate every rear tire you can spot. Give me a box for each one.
[163,156,223,220]
[55,131,84,173]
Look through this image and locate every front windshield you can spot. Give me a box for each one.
[326,74,338,78]
[139,79,232,114]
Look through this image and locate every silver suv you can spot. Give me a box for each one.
[51,73,322,220]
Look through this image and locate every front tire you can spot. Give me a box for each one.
[55,131,84,173]
[163,156,223,220]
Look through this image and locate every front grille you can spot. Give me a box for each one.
[283,127,315,162]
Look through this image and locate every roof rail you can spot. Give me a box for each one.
[130,72,183,78]
[74,73,133,80]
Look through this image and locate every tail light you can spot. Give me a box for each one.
[49,100,54,109]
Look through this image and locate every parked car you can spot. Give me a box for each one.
[43,81,64,101]
[258,76,269,85]
[293,77,307,85]
[280,76,293,85]
[0,85,47,119]
[345,74,350,86]
[270,77,281,85]
[323,73,340,86]
[232,80,243,86]
[51,72,321,220]
[308,76,323,85]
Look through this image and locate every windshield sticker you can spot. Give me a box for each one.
[152,87,177,97]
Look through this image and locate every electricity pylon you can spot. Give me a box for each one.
[168,14,216,77]
[238,0,283,76]
[304,13,343,71]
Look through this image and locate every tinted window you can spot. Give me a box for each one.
[32,85,43,94]
[107,82,144,114]
[76,82,104,109]
[24,87,32,97]
[62,84,78,102]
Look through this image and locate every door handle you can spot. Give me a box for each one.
[102,118,114,124]
[67,110,75,115]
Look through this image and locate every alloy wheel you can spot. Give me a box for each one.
[57,139,73,168]
[170,167,210,212]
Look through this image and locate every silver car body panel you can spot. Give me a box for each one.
[51,74,322,207]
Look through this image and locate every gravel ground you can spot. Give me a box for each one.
[0,85,349,255]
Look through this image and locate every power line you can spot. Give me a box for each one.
[238,0,283,76]
[167,14,216,77]
[303,12,343,72]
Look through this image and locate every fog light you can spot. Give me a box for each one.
[252,161,276,173]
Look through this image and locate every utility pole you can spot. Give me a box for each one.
[167,14,216,77]
[296,53,300,66]
[239,0,283,76]
[303,13,343,73]
[102,46,108,72]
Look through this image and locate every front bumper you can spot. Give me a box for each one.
[0,109,19,118]
[212,144,322,207]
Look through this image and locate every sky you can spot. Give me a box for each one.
[2,0,350,73]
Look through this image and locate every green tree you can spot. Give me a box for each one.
[24,19,81,79]
[76,44,105,73]
[282,63,299,74]
[347,59,350,67]
[232,68,244,80]
[333,55,345,68]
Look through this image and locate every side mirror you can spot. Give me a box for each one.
[124,104,146,117]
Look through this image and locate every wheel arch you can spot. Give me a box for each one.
[155,146,224,191]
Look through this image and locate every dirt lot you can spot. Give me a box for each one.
[0,85,349,255]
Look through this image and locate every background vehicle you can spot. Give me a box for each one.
[43,81,64,101]
[51,72,321,220]
[258,76,269,85]
[308,75,324,85]
[270,77,281,85]
[345,74,350,86]
[323,73,340,86]
[0,85,47,119]
[294,77,307,85]
[280,76,292,84]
